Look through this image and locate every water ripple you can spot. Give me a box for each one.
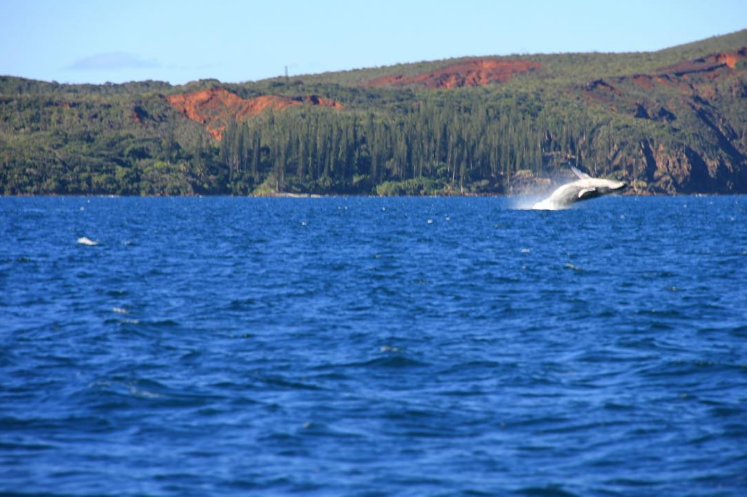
[1,196,746,496]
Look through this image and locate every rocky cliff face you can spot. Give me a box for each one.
[577,49,747,194]
[636,140,745,194]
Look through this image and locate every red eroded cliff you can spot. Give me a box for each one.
[366,58,541,89]
[166,89,342,140]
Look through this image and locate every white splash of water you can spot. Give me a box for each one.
[509,195,567,211]
[77,236,99,246]
[531,198,566,211]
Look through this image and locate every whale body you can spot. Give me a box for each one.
[533,167,627,210]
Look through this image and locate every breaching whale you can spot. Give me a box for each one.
[532,167,627,210]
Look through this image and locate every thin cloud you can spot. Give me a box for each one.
[67,52,159,71]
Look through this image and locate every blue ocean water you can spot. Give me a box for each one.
[1,196,746,496]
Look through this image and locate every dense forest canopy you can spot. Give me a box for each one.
[1,30,746,195]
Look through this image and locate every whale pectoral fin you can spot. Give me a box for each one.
[578,187,597,200]
[571,166,592,180]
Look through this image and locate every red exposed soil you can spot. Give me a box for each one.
[715,47,747,69]
[660,48,747,76]
[632,75,655,89]
[582,48,747,123]
[166,89,342,140]
[596,48,747,105]
[365,58,541,89]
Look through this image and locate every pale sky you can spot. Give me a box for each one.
[1,0,745,85]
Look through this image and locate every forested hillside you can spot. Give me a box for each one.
[1,30,746,195]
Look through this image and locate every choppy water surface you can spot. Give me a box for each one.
[2,196,746,496]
